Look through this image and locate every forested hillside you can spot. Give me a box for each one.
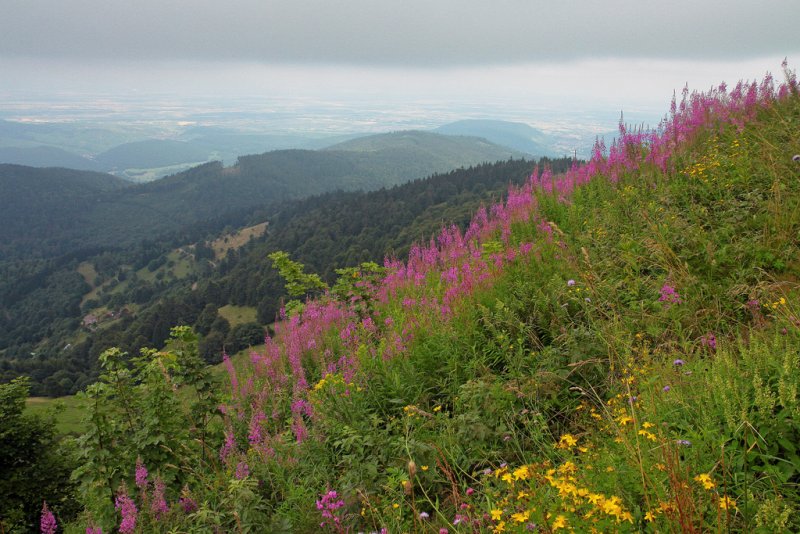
[0,165,129,259]
[1,157,573,396]
[0,131,521,261]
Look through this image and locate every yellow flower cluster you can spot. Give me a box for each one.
[544,464,633,524]
[402,404,421,418]
[313,372,340,391]
[718,495,738,511]
[769,296,787,310]
[310,372,361,399]
[557,434,578,450]
[694,473,716,490]
[643,501,676,522]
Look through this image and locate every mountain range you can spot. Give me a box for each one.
[0,118,567,180]
[0,130,523,261]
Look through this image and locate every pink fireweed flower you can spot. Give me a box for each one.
[115,490,138,534]
[219,431,236,462]
[179,494,198,514]
[135,458,148,490]
[659,284,682,306]
[151,477,169,518]
[316,490,345,527]
[40,502,57,534]
[85,526,103,534]
[234,461,250,480]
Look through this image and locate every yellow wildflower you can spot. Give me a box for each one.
[494,520,506,532]
[557,434,578,449]
[392,503,399,509]
[659,501,675,513]
[511,510,530,523]
[552,515,568,531]
[491,509,504,521]
[719,496,738,511]
[644,511,656,522]
[587,493,603,505]
[501,473,513,484]
[513,466,530,480]
[642,421,655,429]
[558,461,577,474]
[637,429,657,442]
[421,465,429,471]
[694,473,715,490]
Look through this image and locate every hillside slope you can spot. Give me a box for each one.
[61,72,800,533]
[434,119,554,156]
[0,146,106,171]
[0,165,129,258]
[1,131,524,261]
[1,158,579,396]
[94,139,214,170]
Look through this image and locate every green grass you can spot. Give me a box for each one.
[210,222,269,259]
[25,395,88,435]
[217,304,258,326]
[76,261,99,287]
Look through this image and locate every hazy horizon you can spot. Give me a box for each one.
[2,1,798,158]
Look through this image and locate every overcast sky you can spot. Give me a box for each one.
[1,0,798,120]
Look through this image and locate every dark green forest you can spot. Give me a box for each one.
[1,156,573,396]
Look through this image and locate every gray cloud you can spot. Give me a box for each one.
[1,0,797,66]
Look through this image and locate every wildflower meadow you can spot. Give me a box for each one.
[15,63,800,532]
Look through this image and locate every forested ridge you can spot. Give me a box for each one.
[1,157,573,395]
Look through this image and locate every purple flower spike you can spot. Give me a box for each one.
[135,458,148,490]
[40,502,57,534]
[673,359,685,366]
[115,490,138,534]
[662,385,671,392]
